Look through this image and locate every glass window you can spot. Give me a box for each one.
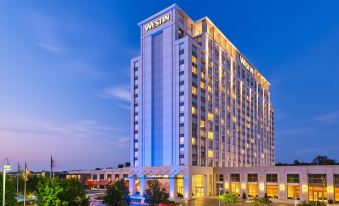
[266,185,278,198]
[179,116,184,123]
[180,105,184,113]
[192,106,197,115]
[248,184,258,197]
[287,185,300,199]
[179,74,185,82]
[231,174,240,182]
[179,137,184,144]
[179,64,185,72]
[179,95,184,103]
[248,174,258,182]
[179,43,184,51]
[287,174,299,183]
[266,174,278,183]
[308,174,327,184]
[180,85,185,92]
[179,53,184,61]
[192,86,197,95]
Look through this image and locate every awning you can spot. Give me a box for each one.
[85,179,97,187]
[97,180,112,186]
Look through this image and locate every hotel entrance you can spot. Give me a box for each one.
[192,175,205,197]
[309,188,326,202]
[308,174,327,201]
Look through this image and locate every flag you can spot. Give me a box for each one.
[23,162,30,181]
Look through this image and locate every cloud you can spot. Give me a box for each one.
[314,110,339,124]
[0,117,125,141]
[98,86,130,102]
[36,41,66,54]
[276,127,313,136]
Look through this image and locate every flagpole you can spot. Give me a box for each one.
[16,162,19,206]
[23,178,26,206]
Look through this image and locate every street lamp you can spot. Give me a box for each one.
[218,187,223,206]
[2,163,12,206]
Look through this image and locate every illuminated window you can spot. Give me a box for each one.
[208,131,213,140]
[288,185,300,200]
[200,120,205,128]
[208,112,213,121]
[192,65,197,74]
[179,137,184,144]
[192,106,197,115]
[201,71,205,79]
[221,118,225,125]
[208,149,213,158]
[248,184,258,197]
[308,186,327,201]
[192,137,196,145]
[192,86,197,95]
[266,185,278,198]
[176,175,184,196]
[180,116,184,123]
[231,183,240,195]
[192,55,197,64]
[208,85,212,92]
[335,186,339,203]
[200,81,205,89]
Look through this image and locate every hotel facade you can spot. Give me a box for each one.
[130,4,274,199]
[69,4,339,202]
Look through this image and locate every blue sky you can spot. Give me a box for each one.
[0,0,339,170]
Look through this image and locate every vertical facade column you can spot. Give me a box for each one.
[170,177,177,199]
[258,169,266,197]
[139,177,146,196]
[327,169,334,201]
[204,175,208,197]
[184,172,192,200]
[279,170,287,200]
[129,177,136,195]
[240,172,247,197]
[300,168,308,201]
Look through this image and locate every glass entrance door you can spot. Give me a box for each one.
[195,187,204,197]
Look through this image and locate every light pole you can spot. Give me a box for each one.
[2,164,12,206]
[218,187,222,206]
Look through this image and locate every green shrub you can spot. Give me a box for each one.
[219,193,239,205]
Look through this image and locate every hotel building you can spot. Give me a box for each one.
[130,3,274,199]
[69,4,339,202]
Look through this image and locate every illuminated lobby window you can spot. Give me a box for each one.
[335,174,339,203]
[248,174,258,197]
[287,174,300,199]
[248,184,258,197]
[287,185,300,199]
[308,174,327,201]
[266,185,278,198]
[230,174,240,195]
[176,175,184,196]
[192,175,204,197]
[266,174,278,198]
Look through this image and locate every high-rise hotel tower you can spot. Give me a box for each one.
[129,4,274,198]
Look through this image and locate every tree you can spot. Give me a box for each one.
[219,193,238,205]
[311,155,337,165]
[144,179,170,205]
[294,160,301,165]
[103,179,129,206]
[0,174,17,206]
[36,178,89,206]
